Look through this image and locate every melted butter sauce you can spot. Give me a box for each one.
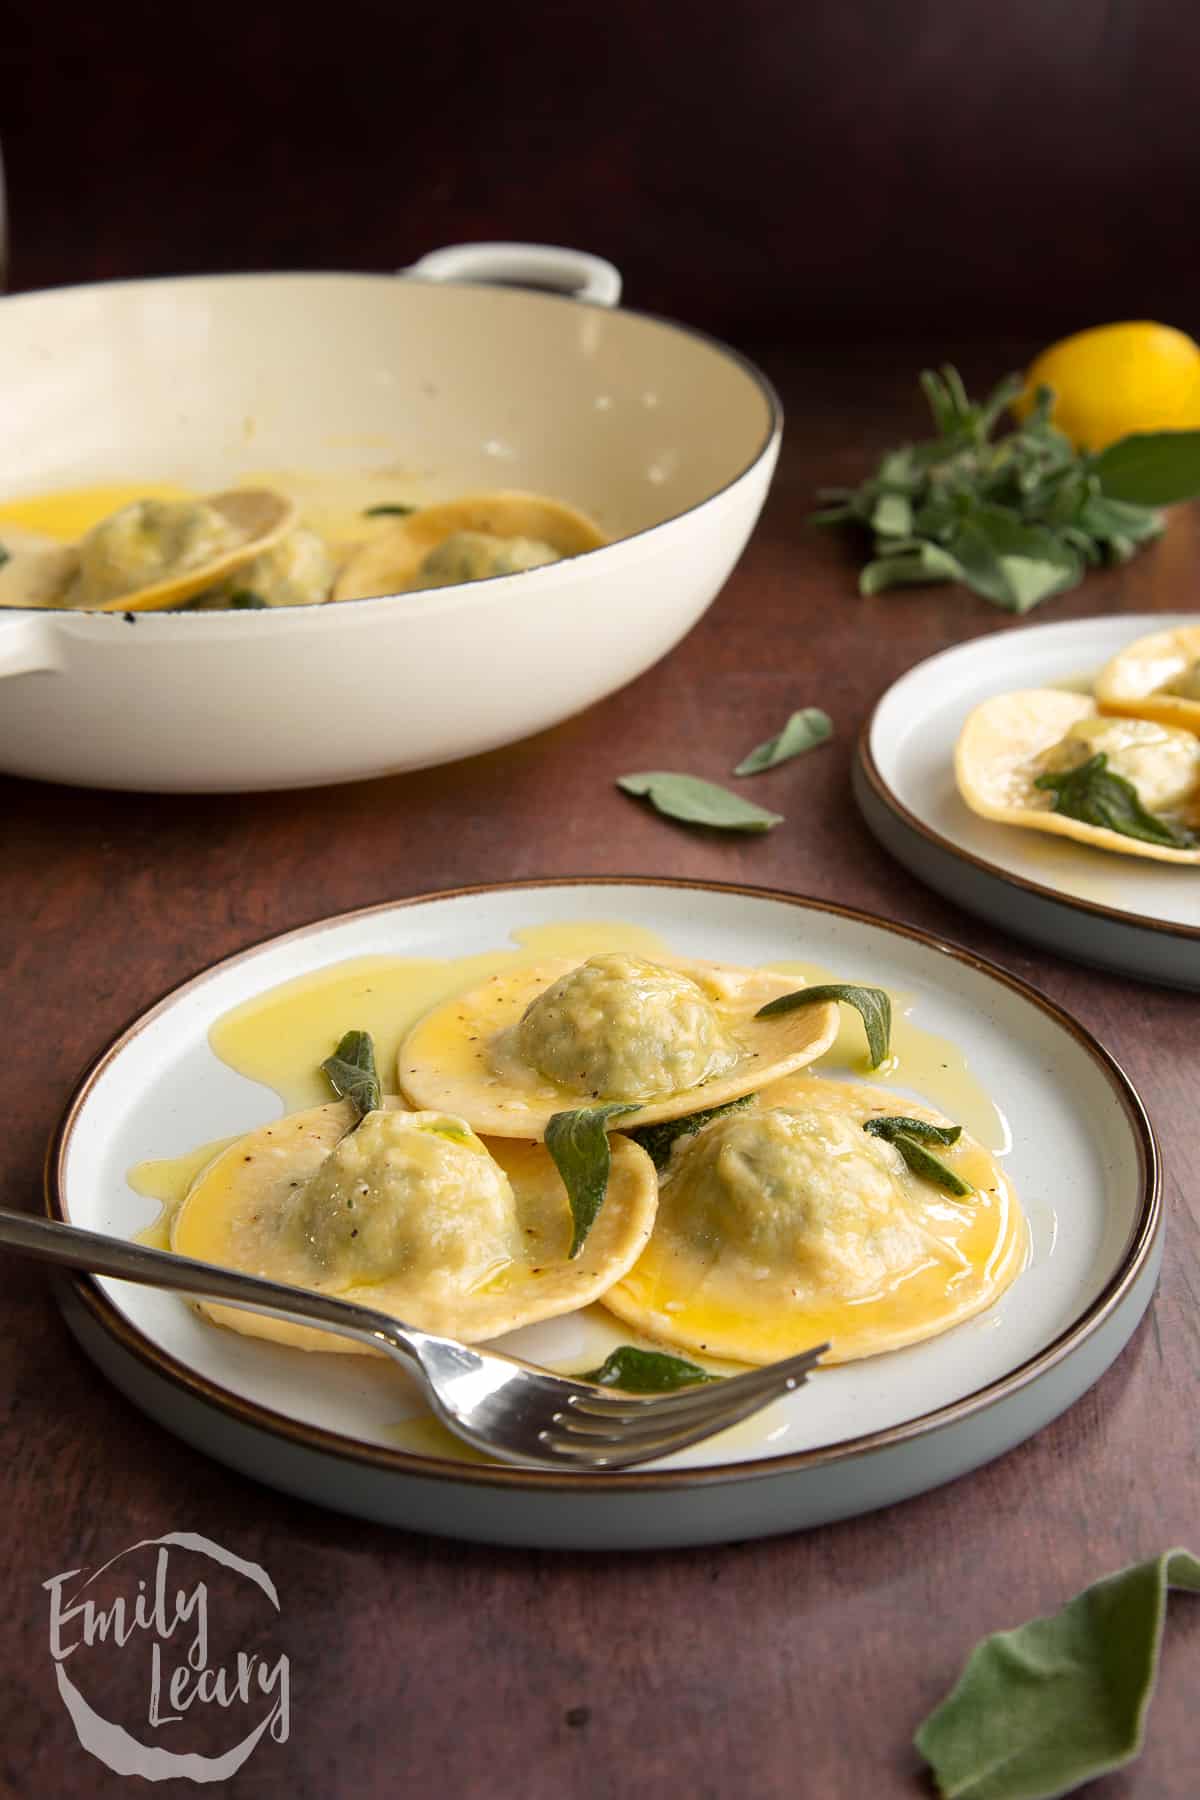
[769,957,1009,1150]
[124,919,1027,1460]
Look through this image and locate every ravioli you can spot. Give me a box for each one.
[1093,622,1200,734]
[954,688,1200,863]
[602,1075,1025,1364]
[171,1096,657,1352]
[332,490,606,600]
[68,489,297,612]
[398,952,841,1137]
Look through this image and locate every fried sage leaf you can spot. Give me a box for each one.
[228,589,270,610]
[734,708,833,776]
[321,1029,382,1123]
[580,1346,720,1392]
[863,1115,971,1196]
[755,983,891,1069]
[544,1103,639,1258]
[915,1548,1200,1800]
[1034,752,1196,848]
[628,1095,754,1171]
[363,503,417,517]
[0,543,9,569]
[617,771,783,833]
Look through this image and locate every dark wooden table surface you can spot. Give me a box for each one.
[2,346,1196,1799]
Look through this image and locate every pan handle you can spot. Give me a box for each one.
[0,612,59,678]
[403,241,622,308]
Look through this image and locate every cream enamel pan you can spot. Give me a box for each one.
[0,246,779,792]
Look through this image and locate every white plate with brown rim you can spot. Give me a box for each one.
[853,613,1200,989]
[47,879,1160,1549]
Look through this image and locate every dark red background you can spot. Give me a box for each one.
[5,0,1200,342]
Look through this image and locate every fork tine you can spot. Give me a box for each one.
[538,1379,813,1469]
[561,1344,828,1423]
[557,1362,817,1435]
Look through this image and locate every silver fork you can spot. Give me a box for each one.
[0,1206,826,1471]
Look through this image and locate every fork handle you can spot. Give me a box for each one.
[0,1204,424,1365]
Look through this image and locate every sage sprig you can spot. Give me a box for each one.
[916,1548,1200,1800]
[628,1095,754,1171]
[863,1115,971,1196]
[1034,752,1197,848]
[815,366,1200,611]
[544,1103,639,1258]
[617,771,782,833]
[734,708,833,775]
[580,1347,719,1392]
[755,983,892,1069]
[321,1030,382,1123]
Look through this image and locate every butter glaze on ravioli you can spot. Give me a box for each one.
[602,1076,1026,1365]
[1093,623,1200,735]
[170,1096,656,1352]
[397,952,840,1138]
[954,688,1200,864]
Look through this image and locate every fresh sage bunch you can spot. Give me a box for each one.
[628,1095,754,1171]
[1035,752,1197,848]
[321,1030,382,1124]
[814,365,1200,611]
[755,983,892,1069]
[916,1548,1200,1799]
[862,1115,971,1196]
[544,1103,639,1258]
[580,1346,719,1392]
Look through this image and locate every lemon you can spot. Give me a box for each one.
[1015,321,1200,451]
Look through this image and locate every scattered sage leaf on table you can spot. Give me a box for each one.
[1092,430,1200,506]
[363,503,417,517]
[915,1548,1200,1800]
[860,541,965,596]
[580,1347,720,1392]
[755,983,892,1069]
[862,1116,971,1196]
[1034,753,1197,848]
[628,1095,754,1171]
[545,1103,639,1258]
[734,707,833,775]
[617,772,783,833]
[321,1029,382,1123]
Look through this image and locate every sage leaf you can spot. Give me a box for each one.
[860,543,964,595]
[863,1116,971,1196]
[580,1347,720,1392]
[545,1103,639,1258]
[871,491,913,537]
[1034,752,1196,848]
[734,708,833,776]
[363,503,417,517]
[321,1030,382,1123]
[617,771,783,833]
[915,1548,1200,1800]
[755,983,891,1069]
[228,589,269,610]
[949,510,1082,612]
[628,1095,754,1171]
[0,543,9,569]
[1093,430,1200,506]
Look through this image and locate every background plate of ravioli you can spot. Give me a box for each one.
[855,614,1200,989]
[47,880,1159,1549]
